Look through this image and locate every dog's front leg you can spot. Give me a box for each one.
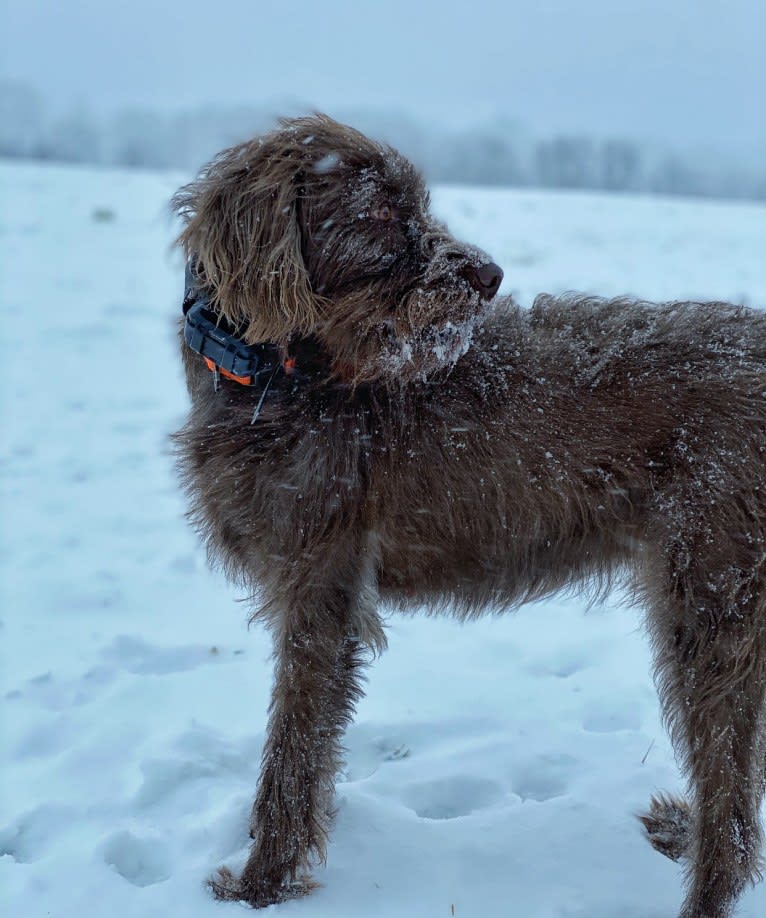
[209,541,380,908]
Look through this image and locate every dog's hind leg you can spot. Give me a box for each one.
[639,792,692,862]
[209,539,381,908]
[643,543,766,918]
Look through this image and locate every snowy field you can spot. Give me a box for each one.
[1,159,765,918]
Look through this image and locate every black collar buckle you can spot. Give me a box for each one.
[182,261,280,386]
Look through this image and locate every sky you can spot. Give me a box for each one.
[1,0,764,160]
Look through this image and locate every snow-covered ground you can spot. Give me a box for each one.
[1,160,765,918]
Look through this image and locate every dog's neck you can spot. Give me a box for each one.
[182,260,336,389]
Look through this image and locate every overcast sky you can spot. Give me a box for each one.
[2,0,764,159]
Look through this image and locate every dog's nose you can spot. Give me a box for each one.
[465,262,503,300]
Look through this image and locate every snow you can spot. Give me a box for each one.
[1,159,765,918]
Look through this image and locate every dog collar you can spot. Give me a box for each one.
[182,262,296,387]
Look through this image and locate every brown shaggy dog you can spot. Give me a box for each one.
[171,115,766,918]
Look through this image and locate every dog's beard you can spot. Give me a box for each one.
[320,309,484,386]
[377,276,491,380]
[379,312,482,381]
[317,266,495,385]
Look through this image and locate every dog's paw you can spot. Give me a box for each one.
[208,865,318,909]
[638,792,692,862]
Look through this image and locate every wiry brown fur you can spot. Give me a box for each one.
[171,115,766,918]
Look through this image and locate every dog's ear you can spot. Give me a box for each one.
[172,135,318,344]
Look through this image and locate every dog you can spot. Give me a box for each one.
[171,114,766,918]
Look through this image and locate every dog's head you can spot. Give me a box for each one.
[173,114,502,383]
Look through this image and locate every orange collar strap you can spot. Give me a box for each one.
[202,354,297,387]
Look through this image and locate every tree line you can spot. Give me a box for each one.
[1,81,763,201]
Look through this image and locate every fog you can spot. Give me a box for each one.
[1,0,764,197]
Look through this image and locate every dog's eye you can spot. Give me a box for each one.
[373,203,397,223]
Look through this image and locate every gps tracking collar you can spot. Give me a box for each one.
[182,261,296,389]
